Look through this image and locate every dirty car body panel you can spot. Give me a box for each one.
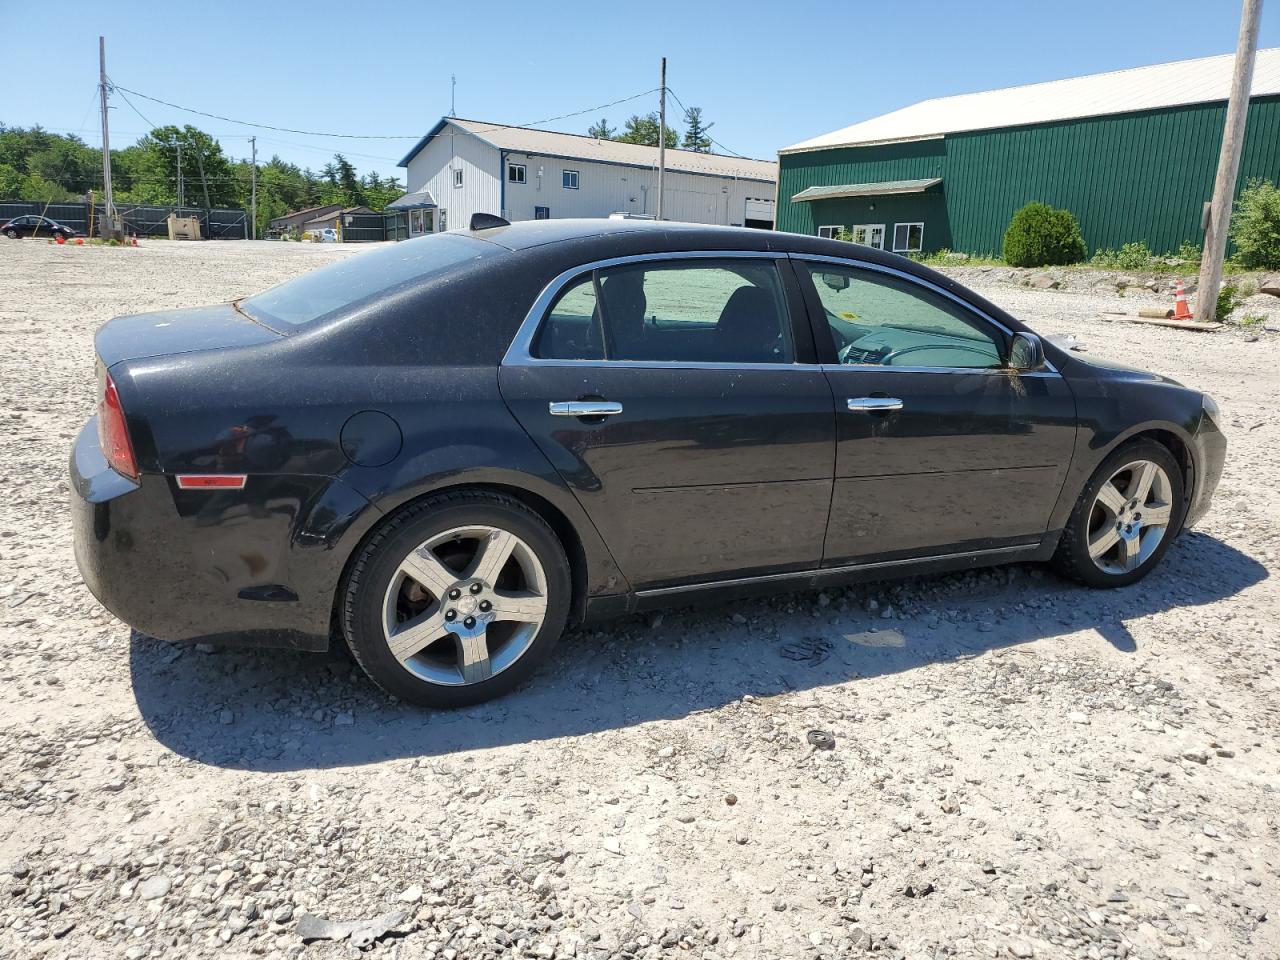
[70,220,1225,653]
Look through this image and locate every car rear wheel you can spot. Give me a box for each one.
[1053,439,1185,588]
[340,491,571,707]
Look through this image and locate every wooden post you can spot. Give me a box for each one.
[657,57,666,221]
[1196,0,1263,322]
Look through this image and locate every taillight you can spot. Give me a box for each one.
[98,373,139,481]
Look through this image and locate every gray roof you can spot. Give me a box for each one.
[784,47,1280,153]
[791,178,942,202]
[400,118,777,183]
[386,189,437,210]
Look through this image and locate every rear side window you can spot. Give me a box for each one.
[241,233,494,329]
[535,259,793,364]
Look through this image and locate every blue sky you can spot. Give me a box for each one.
[3,0,1277,178]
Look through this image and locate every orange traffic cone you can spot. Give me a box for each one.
[131,234,138,247]
[55,234,65,245]
[1172,280,1194,321]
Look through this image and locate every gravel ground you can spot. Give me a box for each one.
[0,238,1277,960]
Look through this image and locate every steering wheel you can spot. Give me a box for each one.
[880,343,1001,367]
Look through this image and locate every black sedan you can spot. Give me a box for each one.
[71,218,1225,707]
[2,215,81,239]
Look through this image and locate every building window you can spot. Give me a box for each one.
[893,222,924,253]
[562,169,579,190]
[452,168,463,188]
[535,206,550,220]
[818,225,844,240]
[410,209,423,234]
[508,163,527,184]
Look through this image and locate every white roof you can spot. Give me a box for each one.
[782,48,1280,154]
[433,118,777,182]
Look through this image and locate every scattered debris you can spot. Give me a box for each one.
[296,909,409,949]
[806,729,837,750]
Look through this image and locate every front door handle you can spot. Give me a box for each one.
[847,397,903,412]
[549,401,624,417]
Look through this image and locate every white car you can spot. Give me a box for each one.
[318,228,339,243]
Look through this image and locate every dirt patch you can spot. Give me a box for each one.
[0,238,1277,960]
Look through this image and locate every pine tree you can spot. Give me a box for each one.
[587,118,617,140]
[617,113,678,149]
[681,106,714,153]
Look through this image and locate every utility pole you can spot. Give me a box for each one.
[657,56,666,221]
[249,136,257,240]
[1197,0,1263,322]
[450,75,456,117]
[195,140,212,211]
[98,36,118,237]
[176,138,184,209]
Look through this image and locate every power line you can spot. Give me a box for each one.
[664,86,753,159]
[106,82,662,142]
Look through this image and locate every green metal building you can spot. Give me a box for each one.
[777,49,1280,256]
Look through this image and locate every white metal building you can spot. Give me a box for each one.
[396,117,777,236]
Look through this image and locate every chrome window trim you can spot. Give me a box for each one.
[795,254,1061,377]
[502,249,796,369]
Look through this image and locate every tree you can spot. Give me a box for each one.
[587,118,617,140]
[617,113,678,148]
[116,125,236,207]
[1229,178,1280,269]
[681,106,713,152]
[1002,202,1086,267]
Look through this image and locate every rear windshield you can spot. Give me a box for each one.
[241,233,495,329]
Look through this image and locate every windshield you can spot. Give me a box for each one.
[241,233,495,329]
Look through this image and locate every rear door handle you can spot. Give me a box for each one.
[549,401,623,417]
[846,397,903,412]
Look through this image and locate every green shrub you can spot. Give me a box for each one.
[1217,283,1242,319]
[1176,240,1202,264]
[1002,202,1086,267]
[1230,179,1280,269]
[1115,241,1153,270]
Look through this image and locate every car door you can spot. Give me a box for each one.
[794,257,1077,565]
[499,252,836,590]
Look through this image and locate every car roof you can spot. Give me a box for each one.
[468,218,779,253]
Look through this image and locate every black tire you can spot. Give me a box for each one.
[340,490,571,708]
[1052,439,1185,588]
[3,229,18,240]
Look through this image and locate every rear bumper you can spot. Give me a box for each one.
[71,418,373,652]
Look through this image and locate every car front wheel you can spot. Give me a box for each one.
[340,491,571,707]
[1053,439,1185,588]
[3,229,17,239]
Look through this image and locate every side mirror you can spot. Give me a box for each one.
[1008,331,1046,371]
[821,273,849,291]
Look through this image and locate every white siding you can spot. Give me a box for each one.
[402,122,776,229]
[499,152,772,226]
[403,122,501,231]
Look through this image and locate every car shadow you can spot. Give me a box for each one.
[129,532,1266,771]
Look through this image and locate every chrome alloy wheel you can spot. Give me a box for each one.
[381,525,549,686]
[1086,459,1175,576]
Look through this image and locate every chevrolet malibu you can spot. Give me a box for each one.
[71,218,1225,707]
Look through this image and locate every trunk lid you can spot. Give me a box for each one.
[95,302,283,368]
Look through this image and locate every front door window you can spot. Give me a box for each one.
[804,263,1003,369]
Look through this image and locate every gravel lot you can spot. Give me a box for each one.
[0,238,1277,960]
